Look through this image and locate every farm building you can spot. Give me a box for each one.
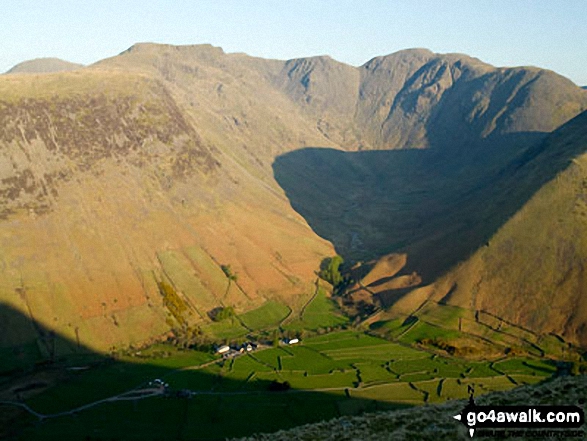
[216,345,230,354]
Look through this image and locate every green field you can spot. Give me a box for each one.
[351,381,424,403]
[284,287,349,331]
[199,318,249,340]
[397,320,463,345]
[304,331,393,351]
[7,330,561,440]
[239,300,291,330]
[491,358,556,376]
[198,300,291,340]
[355,362,398,384]
[369,308,571,361]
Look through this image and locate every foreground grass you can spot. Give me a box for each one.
[238,375,587,441]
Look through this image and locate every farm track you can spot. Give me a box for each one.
[280,278,320,328]
[0,388,164,420]
[0,379,373,421]
[298,279,321,319]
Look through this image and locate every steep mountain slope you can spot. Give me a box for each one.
[390,110,587,346]
[1,43,587,353]
[0,66,333,352]
[5,58,83,74]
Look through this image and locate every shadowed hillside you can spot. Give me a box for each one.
[273,114,586,282]
[394,110,587,347]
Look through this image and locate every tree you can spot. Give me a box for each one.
[221,264,238,282]
[221,264,238,296]
[209,306,235,322]
[318,255,344,288]
[268,380,291,392]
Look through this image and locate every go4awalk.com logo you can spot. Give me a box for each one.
[453,387,584,438]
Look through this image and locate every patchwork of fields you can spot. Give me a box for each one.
[13,330,557,440]
[200,286,347,340]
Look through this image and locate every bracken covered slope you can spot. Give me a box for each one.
[0,65,333,352]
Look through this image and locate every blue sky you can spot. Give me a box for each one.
[1,0,586,85]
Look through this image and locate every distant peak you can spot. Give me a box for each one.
[122,42,224,56]
[5,57,83,74]
[391,48,435,57]
[293,54,334,61]
[361,48,434,69]
[283,54,352,71]
[285,54,335,64]
[361,48,493,74]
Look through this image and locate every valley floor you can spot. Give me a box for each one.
[0,329,570,440]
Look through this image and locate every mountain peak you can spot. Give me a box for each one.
[121,42,225,57]
[361,48,433,69]
[362,48,491,72]
[5,57,83,74]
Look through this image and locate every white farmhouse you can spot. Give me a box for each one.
[217,344,230,354]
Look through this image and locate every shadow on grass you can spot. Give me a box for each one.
[0,303,409,441]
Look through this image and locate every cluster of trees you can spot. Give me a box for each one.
[268,380,291,392]
[209,306,235,322]
[221,264,239,297]
[318,255,344,288]
[417,338,457,355]
[158,280,188,326]
[167,325,213,351]
[317,255,381,322]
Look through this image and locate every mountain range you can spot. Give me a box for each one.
[1,43,586,353]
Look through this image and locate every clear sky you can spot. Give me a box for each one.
[1,0,586,85]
